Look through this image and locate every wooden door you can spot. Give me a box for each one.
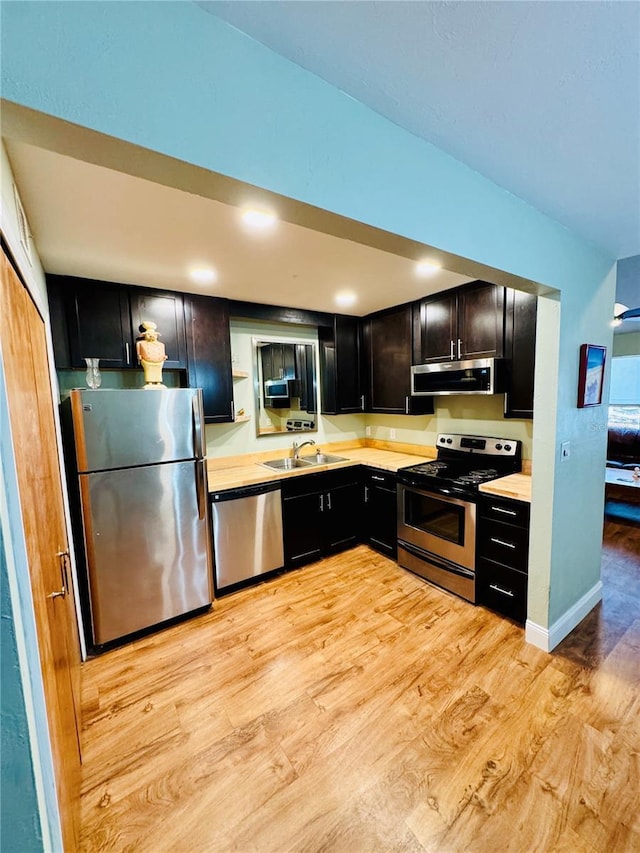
[1,250,81,850]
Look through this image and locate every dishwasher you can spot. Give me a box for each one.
[210,481,284,593]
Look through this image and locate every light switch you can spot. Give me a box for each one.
[390,428,397,440]
[561,441,571,461]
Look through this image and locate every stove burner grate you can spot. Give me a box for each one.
[468,468,498,478]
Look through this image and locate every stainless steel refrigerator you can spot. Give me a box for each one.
[65,388,213,647]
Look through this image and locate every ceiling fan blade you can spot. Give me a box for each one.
[620,306,640,319]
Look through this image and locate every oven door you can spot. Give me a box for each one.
[397,483,476,570]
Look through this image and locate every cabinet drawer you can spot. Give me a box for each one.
[477,559,528,624]
[477,519,529,572]
[479,495,530,528]
[281,466,361,499]
[365,468,396,490]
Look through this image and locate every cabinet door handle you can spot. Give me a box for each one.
[492,506,517,516]
[457,338,462,359]
[489,583,515,598]
[364,486,369,502]
[319,494,324,512]
[48,551,69,599]
[360,395,365,411]
[326,492,332,510]
[231,401,235,421]
[125,341,130,364]
[405,396,410,414]
[490,537,516,549]
[450,340,455,360]
[371,475,385,482]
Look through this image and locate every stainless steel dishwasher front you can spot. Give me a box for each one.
[210,481,284,593]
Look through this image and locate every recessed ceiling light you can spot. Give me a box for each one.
[612,302,629,327]
[189,267,217,285]
[335,291,356,307]
[415,260,442,277]
[241,208,277,230]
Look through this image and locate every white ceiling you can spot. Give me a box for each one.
[5,140,471,316]
[198,0,640,262]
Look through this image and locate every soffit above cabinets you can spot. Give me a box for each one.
[5,139,474,317]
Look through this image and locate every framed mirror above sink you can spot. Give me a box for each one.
[252,336,318,437]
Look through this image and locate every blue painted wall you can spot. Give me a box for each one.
[1,1,611,288]
[1,529,43,852]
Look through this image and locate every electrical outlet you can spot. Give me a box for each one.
[561,441,571,461]
[365,426,371,437]
[390,428,397,440]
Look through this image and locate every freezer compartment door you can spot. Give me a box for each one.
[71,388,204,471]
[79,460,212,645]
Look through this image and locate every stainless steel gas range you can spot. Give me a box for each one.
[397,433,522,602]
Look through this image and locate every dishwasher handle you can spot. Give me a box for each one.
[210,481,282,502]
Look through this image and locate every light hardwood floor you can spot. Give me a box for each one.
[79,521,640,852]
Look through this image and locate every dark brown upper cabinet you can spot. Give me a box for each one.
[418,281,505,364]
[260,342,296,382]
[129,288,187,369]
[48,275,132,368]
[362,302,433,415]
[319,314,364,414]
[48,275,188,369]
[504,288,537,419]
[183,294,234,423]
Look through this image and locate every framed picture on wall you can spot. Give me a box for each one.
[577,344,607,408]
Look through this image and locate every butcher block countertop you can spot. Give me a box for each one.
[479,472,532,503]
[206,440,435,493]
[207,438,532,500]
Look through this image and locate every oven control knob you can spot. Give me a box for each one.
[439,437,446,443]
[446,438,453,444]
[495,443,502,450]
[504,444,512,452]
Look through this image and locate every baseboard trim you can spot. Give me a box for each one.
[525,580,603,652]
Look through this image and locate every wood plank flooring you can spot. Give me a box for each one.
[79,521,640,852]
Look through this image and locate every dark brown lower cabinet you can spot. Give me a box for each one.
[363,468,397,557]
[476,494,530,624]
[282,469,363,567]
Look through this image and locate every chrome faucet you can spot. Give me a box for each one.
[292,439,315,460]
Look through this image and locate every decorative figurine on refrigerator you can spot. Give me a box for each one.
[136,321,168,388]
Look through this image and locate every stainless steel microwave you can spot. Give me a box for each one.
[411,357,503,396]
[264,379,290,398]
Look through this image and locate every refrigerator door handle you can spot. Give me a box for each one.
[196,459,206,520]
[192,392,204,459]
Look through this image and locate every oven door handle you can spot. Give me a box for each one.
[398,541,475,580]
[398,483,471,508]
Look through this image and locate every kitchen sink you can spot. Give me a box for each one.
[260,453,348,472]
[261,457,315,471]
[301,453,348,465]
